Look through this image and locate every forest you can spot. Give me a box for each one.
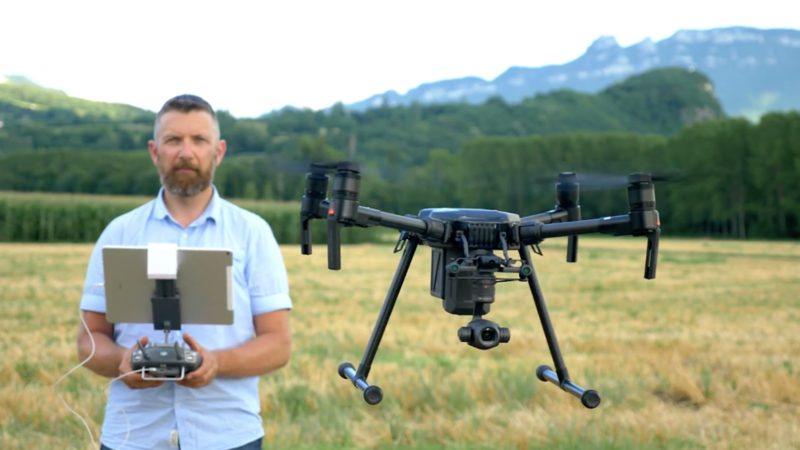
[0,67,798,239]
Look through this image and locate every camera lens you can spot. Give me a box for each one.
[480,327,497,342]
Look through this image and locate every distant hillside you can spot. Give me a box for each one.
[0,75,152,124]
[339,26,800,121]
[0,67,724,170]
[246,67,725,168]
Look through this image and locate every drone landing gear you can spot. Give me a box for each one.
[337,234,600,409]
[338,233,420,405]
[520,244,601,409]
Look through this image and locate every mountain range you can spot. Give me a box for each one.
[335,26,800,121]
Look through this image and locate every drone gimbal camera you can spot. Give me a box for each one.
[300,162,660,409]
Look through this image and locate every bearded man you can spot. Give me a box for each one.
[76,95,292,450]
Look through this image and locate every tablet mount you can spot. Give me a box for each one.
[129,243,202,381]
[152,278,181,341]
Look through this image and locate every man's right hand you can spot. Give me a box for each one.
[118,336,166,390]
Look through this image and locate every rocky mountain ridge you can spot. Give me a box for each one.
[338,26,800,120]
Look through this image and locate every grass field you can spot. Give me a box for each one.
[1,237,799,449]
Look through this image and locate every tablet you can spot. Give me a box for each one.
[101,245,234,326]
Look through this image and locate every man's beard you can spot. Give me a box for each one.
[158,153,217,197]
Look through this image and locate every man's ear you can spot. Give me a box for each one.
[215,140,227,166]
[148,140,159,166]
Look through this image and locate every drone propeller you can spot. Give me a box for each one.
[264,156,383,178]
[525,169,688,192]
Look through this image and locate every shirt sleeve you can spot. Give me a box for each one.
[246,218,293,316]
[79,218,123,313]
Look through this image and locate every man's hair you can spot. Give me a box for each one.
[153,94,220,141]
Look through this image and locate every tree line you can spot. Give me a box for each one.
[1,110,798,240]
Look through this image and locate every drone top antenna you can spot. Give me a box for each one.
[299,161,661,409]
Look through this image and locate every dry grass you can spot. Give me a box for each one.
[1,237,799,449]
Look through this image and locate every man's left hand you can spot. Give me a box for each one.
[176,333,219,389]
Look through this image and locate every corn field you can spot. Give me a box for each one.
[0,191,389,245]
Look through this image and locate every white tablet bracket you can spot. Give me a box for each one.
[147,243,180,343]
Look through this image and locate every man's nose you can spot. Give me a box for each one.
[177,137,195,157]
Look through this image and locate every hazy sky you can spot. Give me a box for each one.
[2,0,797,118]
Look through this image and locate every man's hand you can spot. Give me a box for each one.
[118,336,166,390]
[176,333,219,389]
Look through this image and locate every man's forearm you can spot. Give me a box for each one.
[77,331,126,379]
[213,332,291,378]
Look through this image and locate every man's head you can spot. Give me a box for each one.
[149,94,227,197]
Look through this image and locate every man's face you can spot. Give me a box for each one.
[148,110,226,197]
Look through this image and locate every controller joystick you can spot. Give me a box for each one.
[131,338,202,380]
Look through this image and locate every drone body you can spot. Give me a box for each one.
[299,161,661,409]
[420,208,522,316]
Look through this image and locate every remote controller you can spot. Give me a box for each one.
[131,340,202,379]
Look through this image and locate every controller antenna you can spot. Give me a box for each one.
[174,341,184,360]
[137,340,150,360]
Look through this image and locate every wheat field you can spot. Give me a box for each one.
[1,237,799,449]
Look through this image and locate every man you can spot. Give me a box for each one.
[77,94,292,450]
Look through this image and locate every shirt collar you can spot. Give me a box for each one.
[153,185,221,225]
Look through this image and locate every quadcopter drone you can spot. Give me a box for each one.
[300,161,661,410]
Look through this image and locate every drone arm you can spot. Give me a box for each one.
[520,208,569,225]
[520,214,631,243]
[520,211,660,279]
[521,208,581,262]
[318,200,444,270]
[333,204,448,241]
[523,206,581,264]
[351,207,430,235]
[311,199,432,236]
[543,214,631,238]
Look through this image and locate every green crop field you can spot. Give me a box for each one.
[0,190,300,210]
[0,190,388,245]
[1,237,800,449]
